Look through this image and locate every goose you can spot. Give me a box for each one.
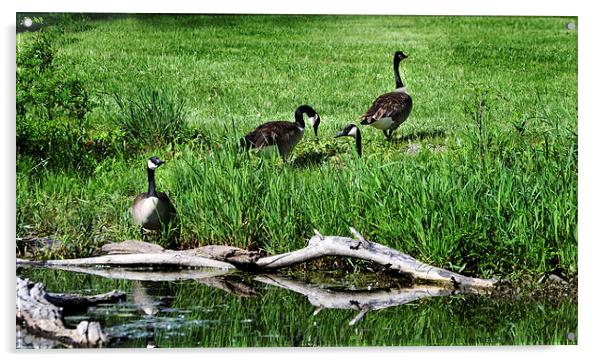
[360,51,413,140]
[335,124,362,157]
[131,156,177,232]
[241,105,321,160]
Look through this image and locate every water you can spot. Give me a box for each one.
[16,267,577,348]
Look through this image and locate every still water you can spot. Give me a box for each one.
[16,267,577,348]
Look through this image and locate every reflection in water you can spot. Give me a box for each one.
[16,267,577,348]
[132,281,164,348]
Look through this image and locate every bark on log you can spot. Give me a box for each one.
[16,277,111,347]
[18,252,235,270]
[256,230,495,289]
[17,227,496,289]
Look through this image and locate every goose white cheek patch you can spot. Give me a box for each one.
[147,160,158,170]
[348,127,358,136]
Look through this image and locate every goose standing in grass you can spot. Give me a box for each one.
[335,124,362,157]
[360,51,413,140]
[241,105,321,160]
[131,156,177,233]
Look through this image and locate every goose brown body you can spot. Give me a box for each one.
[242,121,305,160]
[360,91,413,135]
[241,105,320,160]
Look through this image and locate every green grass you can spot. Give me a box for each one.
[16,14,577,279]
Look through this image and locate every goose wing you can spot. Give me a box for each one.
[242,121,301,149]
[360,92,412,124]
[157,192,177,218]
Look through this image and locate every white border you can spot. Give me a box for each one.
[3,1,598,361]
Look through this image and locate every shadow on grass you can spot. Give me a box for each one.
[390,128,447,144]
[291,149,337,169]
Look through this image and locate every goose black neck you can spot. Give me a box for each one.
[294,105,315,129]
[355,130,362,157]
[147,168,157,197]
[394,57,404,89]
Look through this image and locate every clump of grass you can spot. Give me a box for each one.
[113,87,190,153]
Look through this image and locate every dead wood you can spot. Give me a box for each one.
[16,277,113,347]
[17,227,496,289]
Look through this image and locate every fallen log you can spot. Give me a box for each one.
[16,277,122,347]
[18,252,235,270]
[16,227,496,289]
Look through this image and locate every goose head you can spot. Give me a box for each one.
[335,124,362,157]
[147,156,165,170]
[308,113,321,139]
[394,50,409,63]
[295,105,321,139]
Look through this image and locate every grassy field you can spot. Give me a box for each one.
[16,14,578,280]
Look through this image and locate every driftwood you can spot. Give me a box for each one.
[16,277,124,347]
[255,275,474,325]
[17,228,496,289]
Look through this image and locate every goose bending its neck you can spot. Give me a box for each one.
[335,124,362,157]
[360,50,413,140]
[241,105,321,160]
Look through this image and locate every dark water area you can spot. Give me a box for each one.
[16,267,577,348]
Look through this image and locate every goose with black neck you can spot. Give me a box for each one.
[335,124,362,157]
[131,156,177,234]
[360,51,413,140]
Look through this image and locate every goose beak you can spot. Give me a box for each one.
[335,131,345,138]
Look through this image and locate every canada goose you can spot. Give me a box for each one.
[131,156,177,232]
[241,105,321,160]
[335,124,362,157]
[360,51,413,140]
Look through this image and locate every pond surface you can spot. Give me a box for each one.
[16,267,577,348]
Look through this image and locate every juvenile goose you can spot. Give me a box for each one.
[131,156,177,232]
[241,105,320,160]
[360,51,413,140]
[335,124,362,157]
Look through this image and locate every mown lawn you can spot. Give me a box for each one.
[16,14,577,279]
